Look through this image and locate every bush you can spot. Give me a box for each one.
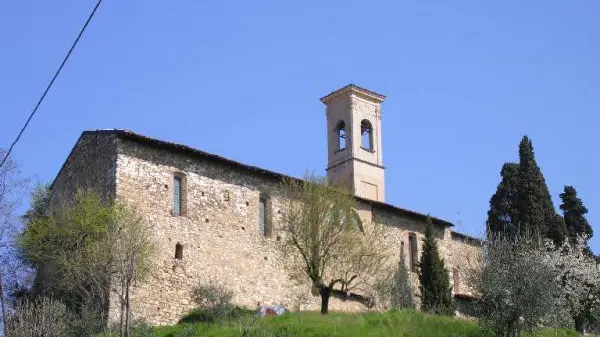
[6,297,72,337]
[184,279,248,324]
[179,305,250,324]
[191,279,233,308]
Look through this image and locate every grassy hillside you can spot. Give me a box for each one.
[139,310,584,337]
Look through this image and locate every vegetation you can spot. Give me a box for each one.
[559,186,593,248]
[546,237,600,334]
[487,136,567,244]
[471,234,562,337]
[278,175,389,314]
[6,297,72,337]
[418,219,454,316]
[183,280,247,324]
[379,241,414,310]
[102,309,592,337]
[18,189,156,337]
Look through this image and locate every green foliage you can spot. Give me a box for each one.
[111,310,592,337]
[179,306,250,325]
[418,219,454,316]
[487,136,567,245]
[279,174,389,314]
[184,280,248,325]
[516,136,566,244]
[487,163,520,236]
[19,189,157,336]
[559,185,592,246]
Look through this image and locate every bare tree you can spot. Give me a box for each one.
[6,297,71,337]
[109,203,155,337]
[0,149,29,335]
[279,175,389,314]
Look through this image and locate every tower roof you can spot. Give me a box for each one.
[320,84,386,104]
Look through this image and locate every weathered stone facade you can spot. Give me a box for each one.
[49,85,482,325]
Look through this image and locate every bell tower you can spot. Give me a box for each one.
[321,84,386,202]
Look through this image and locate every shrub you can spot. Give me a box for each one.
[191,279,233,308]
[179,305,250,324]
[6,297,72,337]
[184,279,248,324]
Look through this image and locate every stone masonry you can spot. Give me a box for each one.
[49,85,482,325]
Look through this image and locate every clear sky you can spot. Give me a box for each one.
[1,1,598,250]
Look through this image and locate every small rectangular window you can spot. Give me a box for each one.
[409,233,418,272]
[175,243,183,260]
[453,268,460,293]
[259,197,267,236]
[173,176,182,216]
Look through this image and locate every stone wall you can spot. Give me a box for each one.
[110,136,481,325]
[50,131,482,326]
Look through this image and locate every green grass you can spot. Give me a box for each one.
[137,309,587,337]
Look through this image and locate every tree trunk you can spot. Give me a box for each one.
[125,282,131,337]
[119,292,125,337]
[574,312,585,334]
[320,286,331,315]
[0,272,8,337]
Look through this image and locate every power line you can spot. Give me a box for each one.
[0,0,104,169]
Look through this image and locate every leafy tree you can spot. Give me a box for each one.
[516,136,566,244]
[279,174,388,314]
[419,219,454,315]
[547,237,600,334]
[487,137,567,245]
[19,190,155,337]
[560,186,592,247]
[475,234,561,337]
[487,163,520,236]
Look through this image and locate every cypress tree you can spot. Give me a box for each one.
[516,136,567,244]
[391,244,414,309]
[487,162,520,237]
[559,185,592,246]
[419,218,454,315]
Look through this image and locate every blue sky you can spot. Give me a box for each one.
[1,1,598,250]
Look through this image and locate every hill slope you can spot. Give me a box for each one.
[140,310,584,337]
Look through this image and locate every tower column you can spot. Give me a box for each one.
[321,84,386,202]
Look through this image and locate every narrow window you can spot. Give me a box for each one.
[408,233,418,272]
[175,243,183,260]
[259,197,267,236]
[223,190,230,201]
[173,176,183,216]
[361,120,373,151]
[336,121,346,150]
[400,241,406,265]
[453,268,460,293]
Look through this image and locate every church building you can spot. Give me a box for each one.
[50,84,481,325]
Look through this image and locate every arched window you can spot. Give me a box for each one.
[335,121,346,150]
[361,120,373,151]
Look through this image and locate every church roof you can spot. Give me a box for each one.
[96,129,457,228]
[320,84,386,103]
[57,129,465,229]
